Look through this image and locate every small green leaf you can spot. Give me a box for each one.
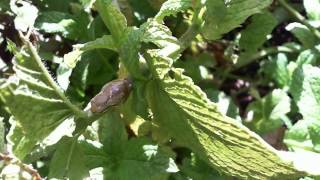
[155,0,192,22]
[262,53,290,88]
[286,23,318,48]
[239,12,277,53]
[79,35,117,52]
[49,136,89,180]
[290,65,320,121]
[296,45,320,66]
[202,0,272,40]
[245,89,291,134]
[284,120,315,152]
[303,0,320,20]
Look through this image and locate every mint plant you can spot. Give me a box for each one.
[1,0,320,179]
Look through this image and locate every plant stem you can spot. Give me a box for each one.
[19,32,87,118]
[278,0,320,39]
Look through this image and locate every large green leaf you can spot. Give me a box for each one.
[145,50,305,179]
[49,136,89,179]
[202,0,272,40]
[290,65,320,121]
[97,111,178,180]
[0,41,79,159]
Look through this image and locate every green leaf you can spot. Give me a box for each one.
[296,45,320,66]
[49,136,89,180]
[290,65,320,121]
[262,53,290,88]
[202,0,272,40]
[97,111,178,179]
[145,50,304,179]
[35,11,90,40]
[79,35,117,52]
[239,12,277,53]
[303,0,320,20]
[308,121,320,152]
[284,120,315,152]
[245,89,291,134]
[179,153,226,180]
[103,137,178,180]
[155,0,193,22]
[95,0,127,45]
[286,23,318,48]
[0,41,77,159]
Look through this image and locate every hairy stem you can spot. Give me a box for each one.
[19,32,87,118]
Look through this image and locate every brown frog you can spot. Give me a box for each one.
[90,78,133,113]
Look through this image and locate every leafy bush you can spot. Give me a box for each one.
[0,0,320,179]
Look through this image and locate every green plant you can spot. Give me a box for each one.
[1,0,320,179]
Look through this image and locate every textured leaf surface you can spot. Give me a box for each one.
[290,65,320,121]
[202,0,272,40]
[146,50,304,179]
[0,42,73,159]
